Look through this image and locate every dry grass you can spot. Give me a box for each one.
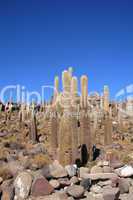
[30,153,52,168]
[0,166,13,180]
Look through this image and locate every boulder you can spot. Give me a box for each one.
[1,179,14,200]
[118,178,130,194]
[49,160,68,178]
[80,178,91,190]
[90,166,103,174]
[31,177,54,197]
[49,179,60,189]
[103,187,120,200]
[81,173,118,181]
[115,165,133,177]
[14,172,33,199]
[79,167,89,178]
[66,185,85,198]
[65,165,77,177]
[70,176,79,185]
[90,185,103,194]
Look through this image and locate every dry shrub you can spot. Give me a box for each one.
[0,166,13,180]
[30,153,52,168]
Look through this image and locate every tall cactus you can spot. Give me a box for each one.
[104,112,112,145]
[53,76,59,104]
[48,105,58,157]
[29,110,38,143]
[103,85,109,112]
[71,76,78,107]
[80,75,88,109]
[58,70,78,165]
[80,75,92,162]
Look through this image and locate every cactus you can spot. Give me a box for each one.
[103,85,109,112]
[58,70,79,165]
[53,76,59,104]
[80,75,88,109]
[104,112,112,145]
[80,75,92,162]
[71,76,78,107]
[48,106,58,157]
[29,110,38,143]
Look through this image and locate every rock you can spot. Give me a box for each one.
[97,161,109,167]
[81,173,118,181]
[0,177,3,184]
[65,165,77,177]
[103,187,120,200]
[98,180,112,187]
[31,177,54,197]
[14,171,33,199]
[1,179,14,200]
[103,166,112,173]
[59,178,71,187]
[7,160,24,176]
[41,165,51,178]
[79,167,89,178]
[119,193,133,200]
[49,160,68,178]
[115,165,133,177]
[49,179,60,189]
[66,185,85,198]
[1,186,14,200]
[90,166,103,174]
[80,179,91,190]
[90,185,103,194]
[118,178,130,194]
[28,192,68,200]
[70,176,79,185]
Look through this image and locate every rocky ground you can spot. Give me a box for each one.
[0,111,133,200]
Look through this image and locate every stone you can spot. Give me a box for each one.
[103,187,120,200]
[90,166,103,174]
[66,185,85,198]
[103,166,112,173]
[70,176,79,185]
[59,178,71,187]
[49,160,68,178]
[14,171,33,199]
[118,178,130,194]
[0,177,3,184]
[65,165,77,177]
[119,193,133,200]
[79,167,90,178]
[28,192,68,200]
[31,177,54,197]
[97,161,109,167]
[49,179,60,189]
[115,165,133,177]
[41,165,51,178]
[81,173,118,181]
[90,185,103,194]
[1,179,14,200]
[98,180,112,187]
[80,178,91,190]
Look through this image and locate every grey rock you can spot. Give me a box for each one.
[66,185,85,198]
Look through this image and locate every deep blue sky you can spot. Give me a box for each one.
[0,0,133,101]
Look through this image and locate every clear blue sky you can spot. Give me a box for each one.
[0,0,133,100]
